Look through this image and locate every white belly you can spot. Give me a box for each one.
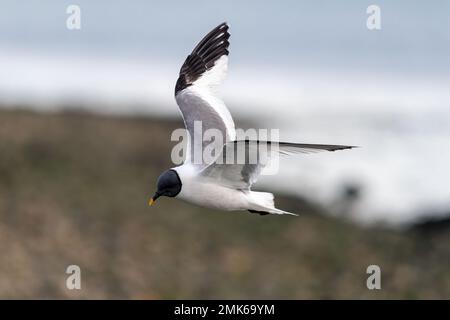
[177,179,250,211]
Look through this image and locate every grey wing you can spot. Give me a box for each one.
[200,140,356,189]
[174,22,236,167]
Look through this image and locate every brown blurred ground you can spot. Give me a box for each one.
[0,108,448,299]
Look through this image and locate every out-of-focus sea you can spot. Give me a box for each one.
[1,0,450,225]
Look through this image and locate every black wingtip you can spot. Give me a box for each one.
[175,22,231,95]
[328,145,358,152]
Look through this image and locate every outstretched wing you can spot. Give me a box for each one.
[200,140,356,189]
[175,22,236,167]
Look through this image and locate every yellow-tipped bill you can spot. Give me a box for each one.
[148,198,155,206]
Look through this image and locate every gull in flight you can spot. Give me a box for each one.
[149,22,355,215]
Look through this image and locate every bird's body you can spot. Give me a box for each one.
[176,170,249,212]
[173,164,288,214]
[149,22,355,216]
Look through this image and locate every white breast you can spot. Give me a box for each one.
[175,166,250,211]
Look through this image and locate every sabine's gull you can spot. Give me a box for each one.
[149,22,355,216]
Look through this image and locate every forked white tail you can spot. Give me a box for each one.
[248,191,298,216]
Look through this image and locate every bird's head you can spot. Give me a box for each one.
[149,169,182,206]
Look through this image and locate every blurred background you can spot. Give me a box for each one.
[0,0,449,298]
